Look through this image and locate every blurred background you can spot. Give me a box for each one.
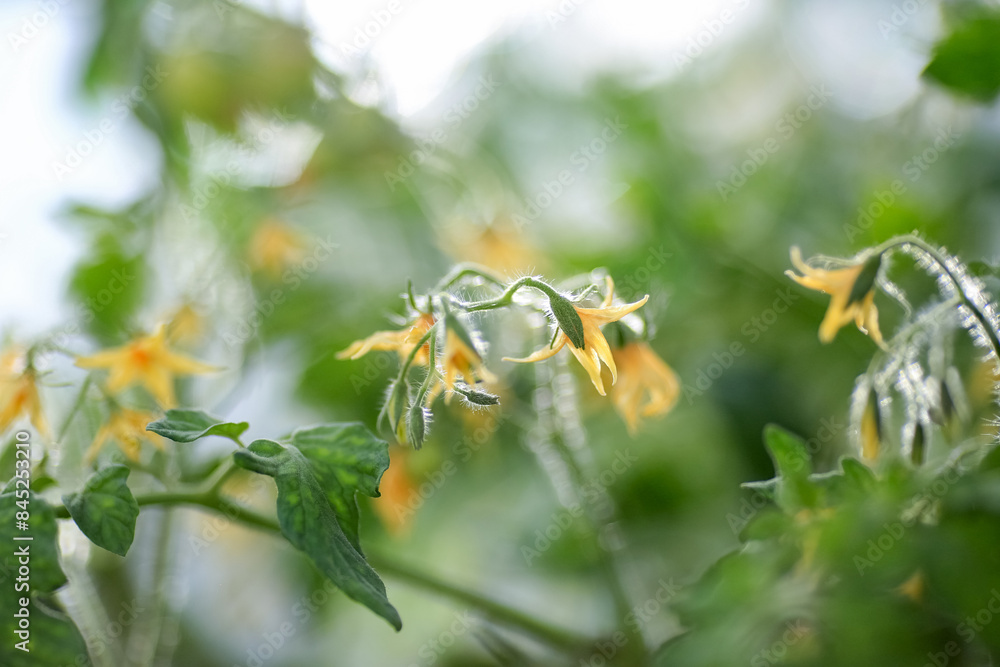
[2,0,1000,664]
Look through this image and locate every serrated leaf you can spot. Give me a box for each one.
[234,439,401,630]
[763,424,818,510]
[146,409,248,444]
[924,12,1000,101]
[62,464,139,557]
[289,423,389,552]
[0,491,65,593]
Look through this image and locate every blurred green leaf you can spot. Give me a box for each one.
[67,233,146,343]
[62,464,139,557]
[234,437,401,630]
[924,12,1000,101]
[146,409,248,444]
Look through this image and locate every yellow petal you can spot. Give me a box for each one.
[503,336,567,364]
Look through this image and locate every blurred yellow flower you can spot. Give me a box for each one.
[76,324,217,408]
[860,393,881,462]
[439,219,544,276]
[0,350,49,437]
[372,447,417,534]
[166,303,204,346]
[611,342,680,434]
[248,219,306,277]
[86,407,164,463]
[504,277,648,396]
[337,313,436,366]
[785,247,883,345]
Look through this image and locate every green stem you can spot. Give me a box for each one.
[367,555,589,652]
[50,486,587,653]
[57,374,93,443]
[455,276,562,313]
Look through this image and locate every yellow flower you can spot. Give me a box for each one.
[504,278,649,396]
[76,324,217,408]
[428,327,497,405]
[610,342,680,434]
[248,219,306,277]
[86,408,164,463]
[785,247,883,345]
[0,351,49,437]
[337,313,436,366]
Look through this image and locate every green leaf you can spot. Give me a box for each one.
[234,438,401,630]
[0,491,66,593]
[762,424,818,510]
[289,423,389,551]
[0,491,103,664]
[146,409,248,444]
[0,593,89,667]
[924,12,1000,101]
[62,464,139,557]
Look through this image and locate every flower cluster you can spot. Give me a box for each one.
[337,267,681,450]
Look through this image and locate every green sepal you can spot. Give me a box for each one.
[548,291,586,350]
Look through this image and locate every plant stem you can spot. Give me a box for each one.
[57,373,93,443]
[50,485,589,653]
[883,234,1000,362]
[366,555,590,652]
[455,276,562,312]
